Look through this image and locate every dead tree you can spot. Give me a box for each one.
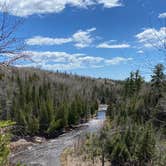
[0,5,29,71]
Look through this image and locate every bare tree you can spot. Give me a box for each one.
[0,5,29,71]
[149,18,166,56]
[134,17,166,77]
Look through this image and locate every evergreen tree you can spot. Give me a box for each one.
[124,70,143,98]
[151,64,165,101]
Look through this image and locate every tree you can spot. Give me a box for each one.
[124,70,143,97]
[39,101,49,134]
[68,101,79,125]
[151,64,165,99]
[136,124,156,165]
[0,6,29,69]
[135,70,143,93]
[0,18,31,150]
[99,128,107,166]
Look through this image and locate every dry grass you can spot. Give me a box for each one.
[61,147,110,166]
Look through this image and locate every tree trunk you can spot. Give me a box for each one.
[101,149,105,166]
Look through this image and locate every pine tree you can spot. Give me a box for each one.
[151,64,165,100]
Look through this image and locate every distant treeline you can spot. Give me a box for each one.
[0,67,118,138]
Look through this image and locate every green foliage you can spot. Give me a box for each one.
[124,70,144,98]
[104,124,155,166]
[0,68,113,137]
[47,119,62,134]
[151,64,166,104]
[0,68,114,165]
[0,132,10,166]
[84,65,166,166]
[0,121,15,166]
[136,124,156,165]
[0,121,15,128]
[106,66,166,165]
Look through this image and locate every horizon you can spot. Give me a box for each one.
[14,66,151,82]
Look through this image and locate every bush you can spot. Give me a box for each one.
[0,121,15,166]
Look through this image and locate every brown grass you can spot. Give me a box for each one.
[61,147,110,166]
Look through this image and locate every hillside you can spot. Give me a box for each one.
[0,67,119,138]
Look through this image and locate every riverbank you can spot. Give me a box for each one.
[9,110,104,155]
[10,124,88,155]
[9,110,106,166]
[10,136,47,154]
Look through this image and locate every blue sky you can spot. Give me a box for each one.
[1,0,166,80]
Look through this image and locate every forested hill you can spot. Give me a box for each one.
[0,67,118,138]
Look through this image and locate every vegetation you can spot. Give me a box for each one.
[0,66,117,165]
[80,65,166,166]
[0,64,166,166]
[0,3,165,166]
[0,67,115,138]
[0,121,15,166]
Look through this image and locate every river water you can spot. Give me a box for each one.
[10,106,106,166]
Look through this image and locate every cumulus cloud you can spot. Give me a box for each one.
[97,41,130,48]
[18,51,132,70]
[26,28,96,48]
[26,29,132,49]
[72,28,96,48]
[0,0,123,17]
[158,12,166,19]
[136,27,166,48]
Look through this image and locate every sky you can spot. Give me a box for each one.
[1,0,166,80]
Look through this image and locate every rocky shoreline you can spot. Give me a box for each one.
[9,124,89,155]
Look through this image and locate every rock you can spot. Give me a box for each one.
[10,139,34,153]
[28,146,33,150]
[33,136,46,143]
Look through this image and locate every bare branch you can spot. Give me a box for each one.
[0,4,29,68]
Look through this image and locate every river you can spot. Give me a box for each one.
[10,105,107,166]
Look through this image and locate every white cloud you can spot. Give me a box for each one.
[72,28,96,48]
[158,12,166,19]
[97,42,130,48]
[26,36,73,45]
[18,51,132,70]
[105,57,132,65]
[137,50,144,54]
[27,29,132,49]
[26,28,96,48]
[0,0,123,17]
[136,27,166,48]
[98,0,122,8]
